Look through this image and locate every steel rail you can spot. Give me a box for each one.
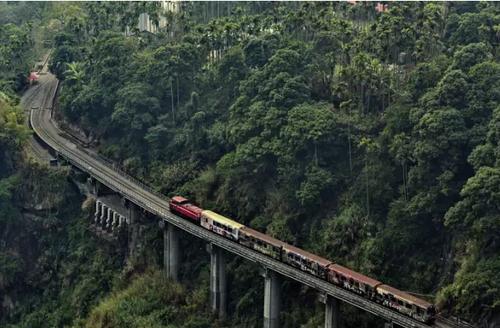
[30,76,469,328]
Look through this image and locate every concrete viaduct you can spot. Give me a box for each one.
[27,72,474,328]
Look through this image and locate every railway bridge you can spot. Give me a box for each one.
[26,72,475,328]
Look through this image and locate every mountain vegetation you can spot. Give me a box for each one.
[0,4,126,327]
[1,2,499,327]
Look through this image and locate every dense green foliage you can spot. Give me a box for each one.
[0,63,122,327]
[1,2,500,327]
[1,187,123,328]
[0,3,49,93]
[50,2,500,324]
[78,270,213,328]
[0,4,123,327]
[0,96,29,176]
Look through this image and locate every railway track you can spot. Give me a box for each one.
[29,70,476,328]
[22,72,56,162]
[435,316,477,328]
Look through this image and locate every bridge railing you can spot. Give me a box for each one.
[437,315,478,328]
[80,147,170,202]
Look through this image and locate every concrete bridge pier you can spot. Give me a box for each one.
[87,177,100,196]
[161,221,180,281]
[263,268,281,328]
[106,207,112,231]
[111,212,118,231]
[324,295,341,328]
[94,200,102,224]
[100,204,107,228]
[128,202,141,259]
[209,244,227,319]
[93,198,126,233]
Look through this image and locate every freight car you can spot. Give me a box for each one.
[375,284,436,323]
[282,244,332,279]
[327,264,381,299]
[168,196,436,324]
[240,226,285,260]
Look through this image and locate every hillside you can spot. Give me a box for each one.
[1,2,499,327]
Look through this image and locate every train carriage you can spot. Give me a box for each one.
[282,244,332,279]
[375,284,436,323]
[239,227,285,260]
[327,264,381,299]
[200,210,244,241]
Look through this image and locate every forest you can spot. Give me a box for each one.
[0,2,499,328]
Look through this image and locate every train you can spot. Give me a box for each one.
[169,196,437,324]
[28,71,39,85]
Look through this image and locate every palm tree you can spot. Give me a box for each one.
[64,62,85,84]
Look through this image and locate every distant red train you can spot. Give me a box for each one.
[169,196,436,323]
[28,71,39,85]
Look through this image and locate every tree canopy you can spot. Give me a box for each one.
[12,1,500,325]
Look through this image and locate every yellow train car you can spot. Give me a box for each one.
[200,210,245,241]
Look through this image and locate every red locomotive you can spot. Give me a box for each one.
[168,196,436,323]
[28,71,39,85]
[169,196,202,222]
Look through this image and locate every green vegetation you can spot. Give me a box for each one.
[0,4,123,327]
[52,2,500,323]
[0,72,121,327]
[0,2,48,93]
[1,1,500,327]
[79,270,213,328]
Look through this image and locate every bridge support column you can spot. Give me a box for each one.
[128,202,141,259]
[263,269,280,328]
[100,204,107,227]
[325,295,341,328]
[94,200,101,224]
[209,244,227,319]
[118,215,125,228]
[87,177,100,196]
[106,207,112,231]
[162,221,180,281]
[384,323,394,328]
